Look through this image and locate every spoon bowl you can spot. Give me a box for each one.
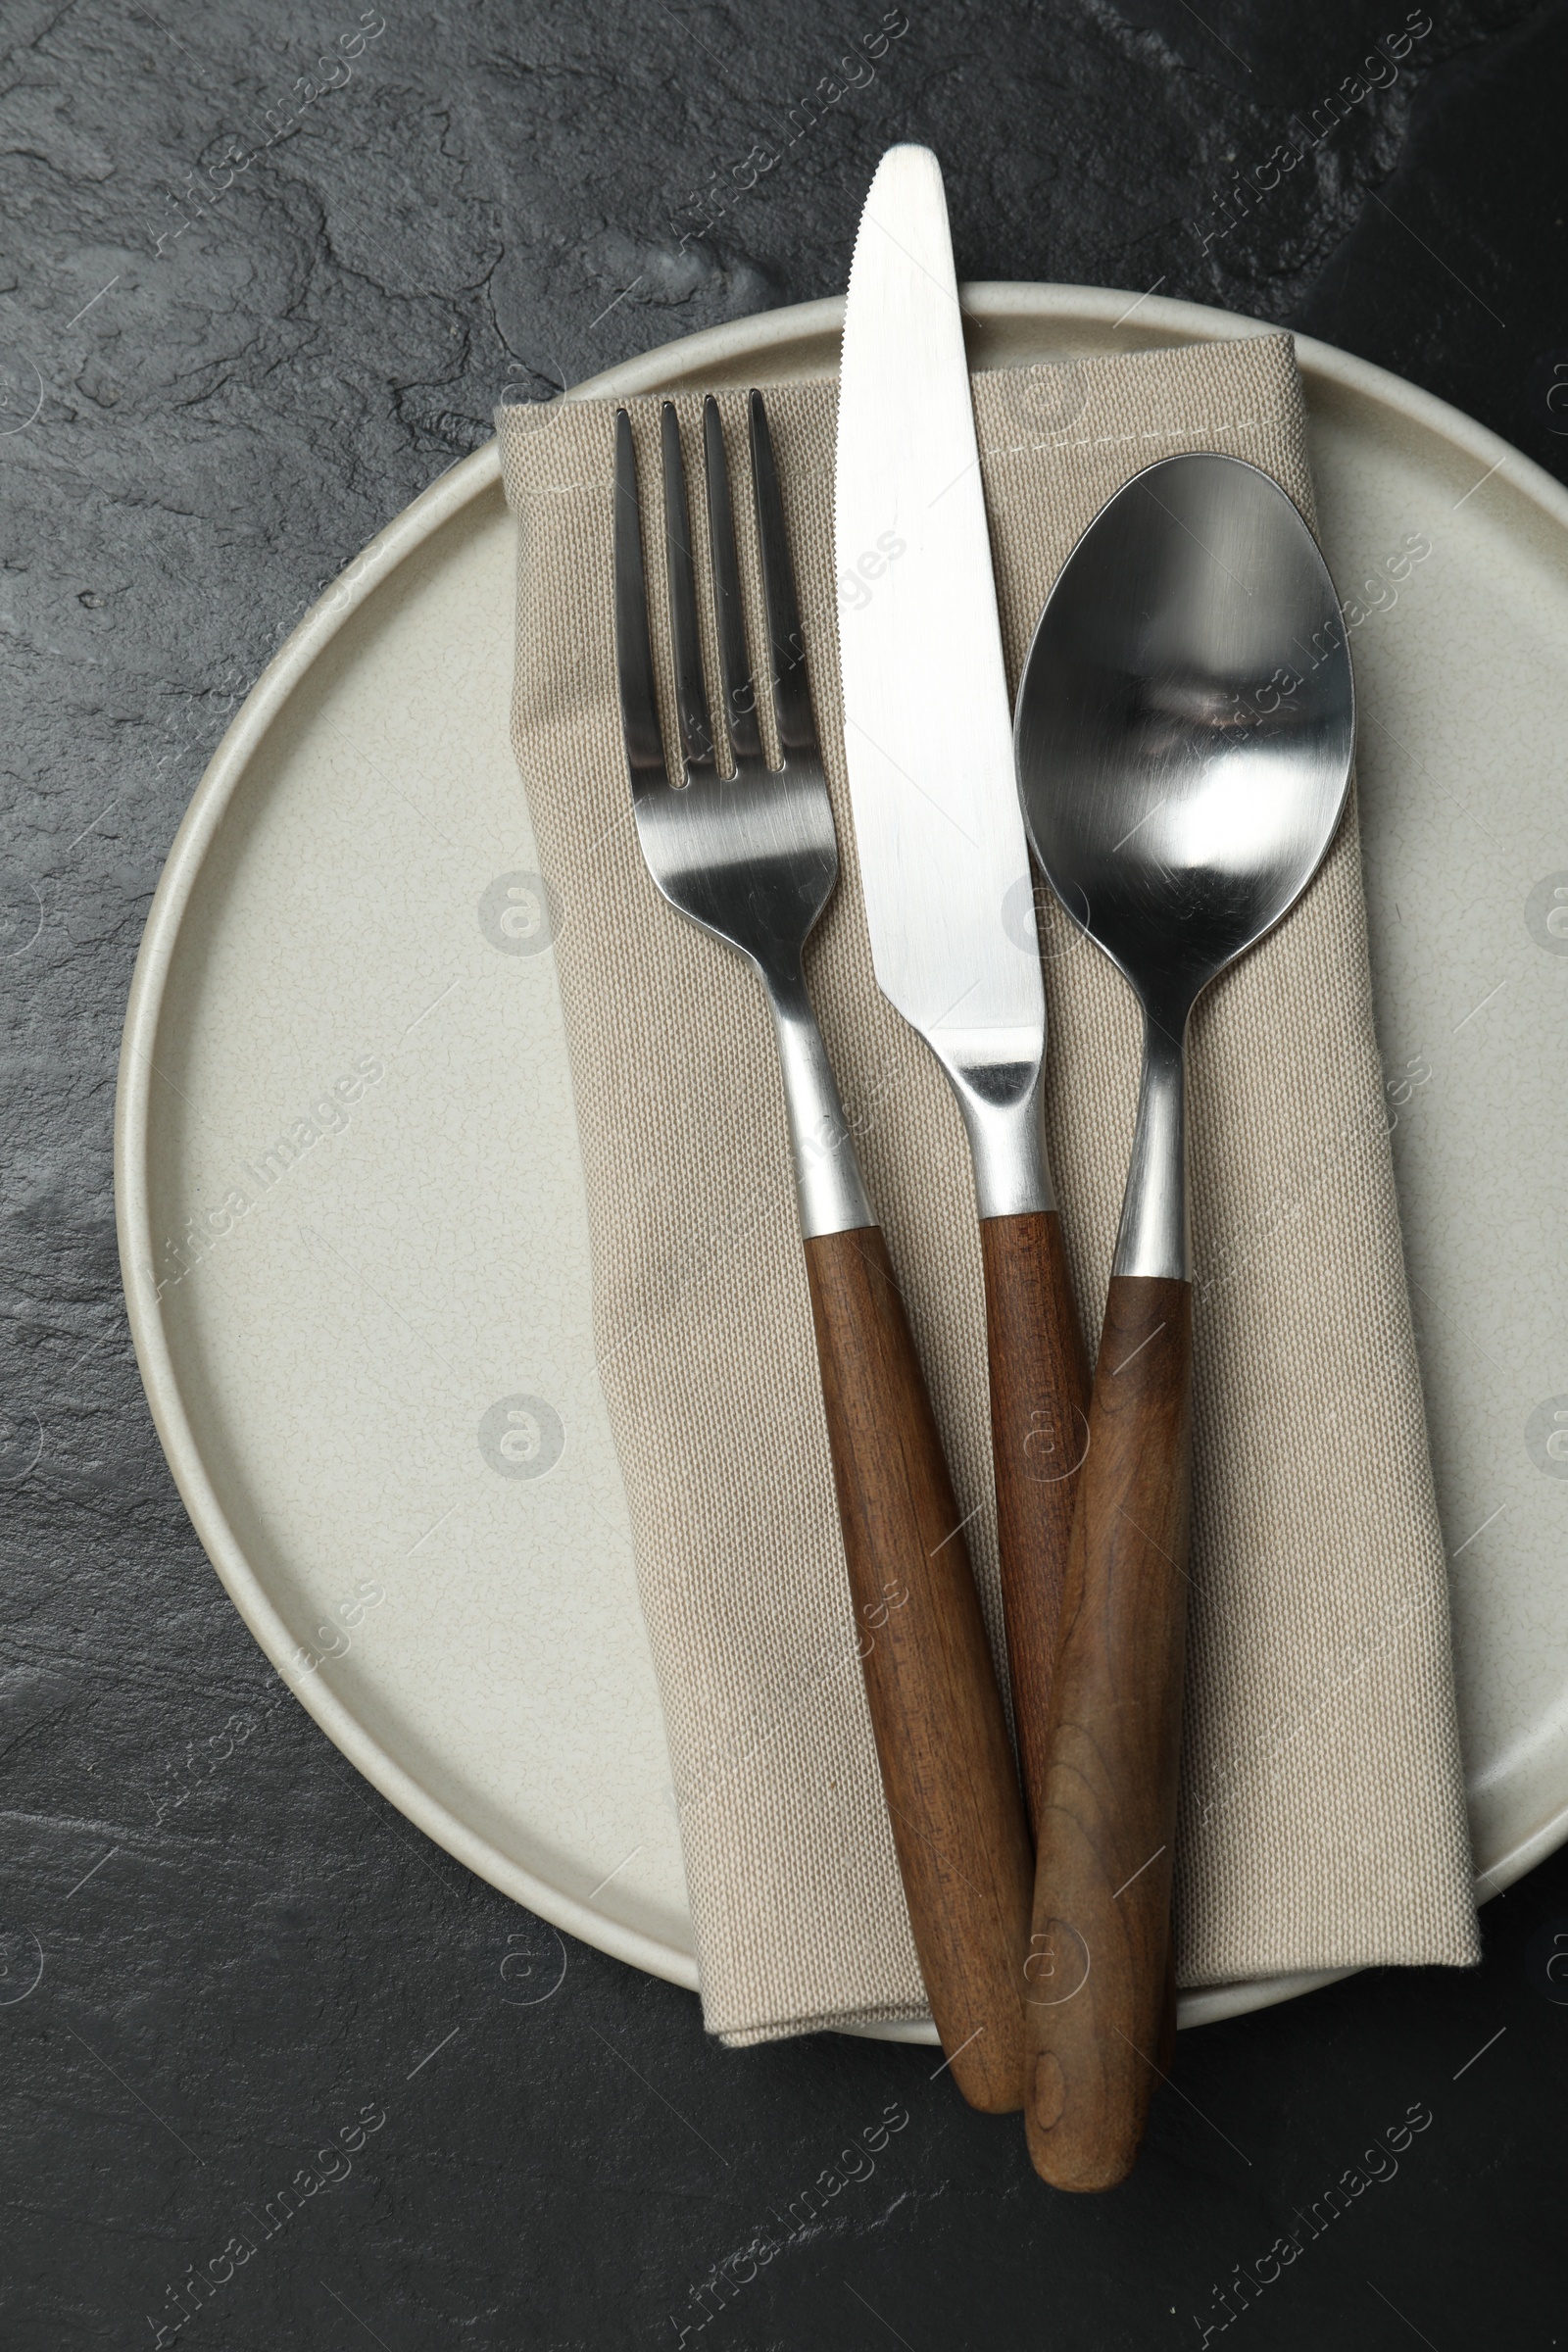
[1011,452,1353,2193]
[1017,452,1354,1264]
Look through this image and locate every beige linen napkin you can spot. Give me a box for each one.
[498,328,1479,2047]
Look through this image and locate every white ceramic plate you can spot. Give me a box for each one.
[117,286,1568,2036]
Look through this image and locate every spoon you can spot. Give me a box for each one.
[1012,452,1354,2190]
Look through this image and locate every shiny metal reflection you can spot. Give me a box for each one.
[1014,453,1355,1279]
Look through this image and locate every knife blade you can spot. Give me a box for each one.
[835,143,1089,1831]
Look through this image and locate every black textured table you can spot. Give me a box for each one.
[5,4,1566,2345]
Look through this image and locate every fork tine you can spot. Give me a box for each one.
[748,389,817,757]
[613,410,668,794]
[661,402,714,772]
[702,395,762,768]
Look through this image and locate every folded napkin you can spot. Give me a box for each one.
[498,328,1479,2047]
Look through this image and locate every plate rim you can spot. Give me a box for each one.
[116,280,1568,2034]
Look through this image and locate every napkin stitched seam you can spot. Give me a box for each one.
[981,416,1262,459]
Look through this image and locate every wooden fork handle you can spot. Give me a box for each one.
[979,1209,1091,1833]
[1025,1274,1193,2190]
[804,1224,1033,2115]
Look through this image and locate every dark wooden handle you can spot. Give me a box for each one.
[978,1209,1091,1833]
[804,1224,1033,2115]
[1025,1274,1194,2189]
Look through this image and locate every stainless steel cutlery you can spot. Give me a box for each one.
[835,143,1090,1833]
[1014,452,1354,2188]
[613,389,1032,2113]
[610,148,1355,2188]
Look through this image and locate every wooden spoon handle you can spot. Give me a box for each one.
[1025,1273,1194,2189]
[804,1224,1032,2114]
[978,1208,1091,1832]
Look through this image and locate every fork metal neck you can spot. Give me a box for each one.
[760,960,874,1238]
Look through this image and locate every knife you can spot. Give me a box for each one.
[835,144,1090,1833]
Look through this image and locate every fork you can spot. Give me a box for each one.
[613,390,1032,2114]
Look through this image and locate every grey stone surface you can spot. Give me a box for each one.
[3,1,1566,2344]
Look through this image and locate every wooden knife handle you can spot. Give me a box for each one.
[1025,1273,1193,2189]
[804,1224,1032,2114]
[978,1208,1091,1832]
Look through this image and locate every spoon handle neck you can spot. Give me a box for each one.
[1113,1009,1189,1281]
